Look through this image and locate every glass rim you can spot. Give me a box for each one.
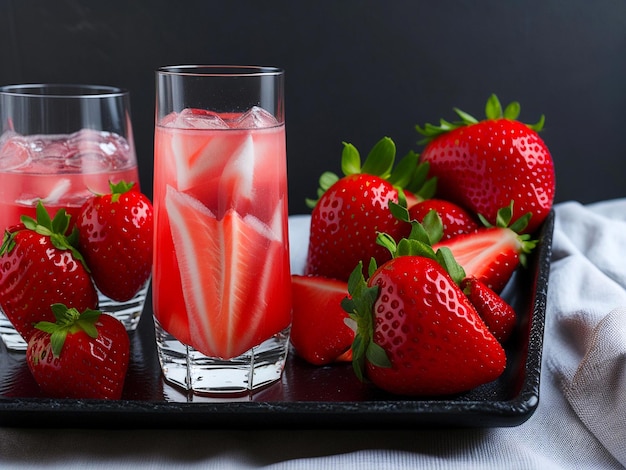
[0,83,128,99]
[156,65,284,77]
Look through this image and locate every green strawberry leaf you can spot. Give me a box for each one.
[0,230,16,255]
[485,94,503,120]
[503,101,521,120]
[414,174,437,200]
[366,342,391,368]
[395,238,436,259]
[49,329,69,358]
[367,257,378,278]
[343,262,385,381]
[376,232,397,255]
[527,114,546,132]
[435,247,466,285]
[341,143,361,176]
[33,304,102,358]
[388,202,443,245]
[36,201,53,230]
[478,201,538,267]
[319,172,340,191]
[307,137,432,209]
[420,210,444,245]
[417,94,547,144]
[50,303,71,322]
[19,202,90,272]
[109,180,135,202]
[403,159,429,193]
[388,151,419,188]
[388,200,410,223]
[453,107,479,125]
[361,137,395,178]
[32,321,59,335]
[479,201,532,233]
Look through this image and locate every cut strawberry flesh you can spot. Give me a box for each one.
[290,275,354,365]
[162,125,284,224]
[435,227,521,292]
[163,187,291,359]
[170,128,249,194]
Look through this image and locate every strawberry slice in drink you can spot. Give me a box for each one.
[164,186,291,359]
[170,125,249,196]
[160,113,285,224]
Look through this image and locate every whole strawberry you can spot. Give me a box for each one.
[305,137,434,281]
[0,202,98,342]
[343,224,506,396]
[76,181,153,302]
[416,94,555,234]
[26,303,130,400]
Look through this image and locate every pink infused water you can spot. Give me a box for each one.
[0,129,140,231]
[0,128,143,350]
[153,107,292,361]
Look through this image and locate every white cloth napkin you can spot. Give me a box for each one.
[545,199,626,467]
[1,200,626,469]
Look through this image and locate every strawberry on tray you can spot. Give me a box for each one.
[0,94,554,422]
[0,202,98,343]
[294,94,555,398]
[416,94,555,235]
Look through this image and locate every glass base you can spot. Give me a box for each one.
[97,278,150,331]
[154,317,290,395]
[0,279,150,352]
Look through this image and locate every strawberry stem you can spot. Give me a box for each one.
[341,262,390,381]
[416,94,546,145]
[20,201,90,272]
[109,180,135,204]
[306,137,435,209]
[383,202,467,284]
[33,304,101,357]
[0,230,15,255]
[478,201,538,267]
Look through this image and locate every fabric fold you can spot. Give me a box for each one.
[546,200,626,467]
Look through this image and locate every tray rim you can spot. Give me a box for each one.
[0,211,554,429]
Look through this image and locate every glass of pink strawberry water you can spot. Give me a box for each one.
[0,84,149,351]
[153,65,291,395]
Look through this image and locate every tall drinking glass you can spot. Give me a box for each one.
[0,84,148,351]
[153,65,292,395]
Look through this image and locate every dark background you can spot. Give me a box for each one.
[1,0,625,214]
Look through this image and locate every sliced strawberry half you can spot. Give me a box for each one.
[290,275,354,366]
[163,186,291,359]
[169,121,249,193]
[434,203,537,293]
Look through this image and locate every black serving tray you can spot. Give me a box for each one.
[0,211,554,429]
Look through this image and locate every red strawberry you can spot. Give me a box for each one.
[408,198,479,240]
[290,274,354,365]
[416,94,555,234]
[343,234,506,396]
[304,138,434,281]
[76,180,153,302]
[462,276,516,343]
[0,203,98,342]
[433,203,537,293]
[26,303,130,400]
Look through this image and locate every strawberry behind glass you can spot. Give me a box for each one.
[0,84,150,351]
